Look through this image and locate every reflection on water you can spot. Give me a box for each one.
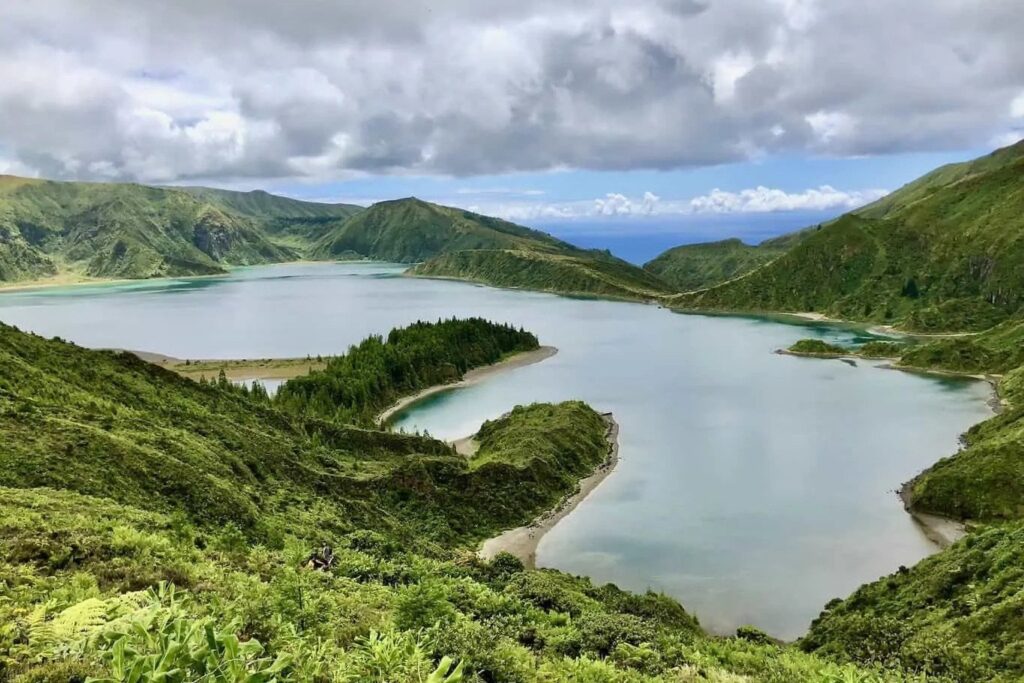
[0,262,994,639]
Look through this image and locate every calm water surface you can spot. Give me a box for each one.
[0,263,993,639]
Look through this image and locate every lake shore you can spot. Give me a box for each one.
[478,413,620,569]
[376,345,558,426]
[898,483,968,548]
[124,350,328,382]
[0,272,143,293]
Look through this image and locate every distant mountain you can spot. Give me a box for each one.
[0,176,359,282]
[643,238,785,292]
[412,248,676,301]
[0,179,671,300]
[180,186,363,247]
[669,140,1024,331]
[311,197,576,263]
[311,197,675,300]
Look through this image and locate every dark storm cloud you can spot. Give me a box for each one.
[0,0,1021,182]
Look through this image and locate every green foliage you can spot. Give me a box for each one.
[310,197,574,263]
[856,341,906,359]
[275,318,539,426]
[671,140,1024,332]
[787,339,849,356]
[0,177,363,281]
[411,248,675,301]
[643,238,784,292]
[803,523,1024,682]
[899,319,1024,374]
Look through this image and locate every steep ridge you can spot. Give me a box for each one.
[0,177,358,282]
[313,197,675,300]
[669,140,1024,332]
[311,197,578,263]
[643,237,786,291]
[412,248,676,300]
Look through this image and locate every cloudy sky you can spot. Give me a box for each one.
[2,0,1022,255]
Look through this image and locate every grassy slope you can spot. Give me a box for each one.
[180,186,363,248]
[671,140,1024,332]
[643,238,785,292]
[411,248,676,301]
[312,197,676,300]
[312,197,576,263]
[0,322,903,682]
[0,177,360,282]
[802,523,1024,682]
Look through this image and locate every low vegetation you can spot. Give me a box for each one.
[785,338,906,359]
[802,522,1024,682]
[785,339,851,356]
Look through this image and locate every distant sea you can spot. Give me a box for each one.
[537,210,836,264]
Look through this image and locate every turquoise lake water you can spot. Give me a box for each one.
[0,262,994,638]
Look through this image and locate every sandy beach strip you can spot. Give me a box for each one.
[375,345,558,426]
[898,483,968,548]
[478,413,620,569]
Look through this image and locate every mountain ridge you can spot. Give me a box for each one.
[667,139,1024,332]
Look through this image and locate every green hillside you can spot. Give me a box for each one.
[180,186,363,247]
[411,248,676,301]
[311,196,675,300]
[802,521,1024,681]
[0,178,673,304]
[670,140,1024,332]
[747,141,1024,678]
[643,238,785,291]
[311,197,576,263]
[0,321,899,682]
[0,176,360,283]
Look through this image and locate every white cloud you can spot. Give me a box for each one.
[689,185,887,214]
[805,111,856,145]
[1011,93,1024,118]
[711,52,755,103]
[0,1,1022,182]
[990,130,1024,149]
[460,185,887,221]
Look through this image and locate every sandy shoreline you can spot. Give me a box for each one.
[376,346,558,426]
[898,483,968,548]
[478,413,620,568]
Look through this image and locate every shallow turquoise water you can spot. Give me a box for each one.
[0,262,994,639]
